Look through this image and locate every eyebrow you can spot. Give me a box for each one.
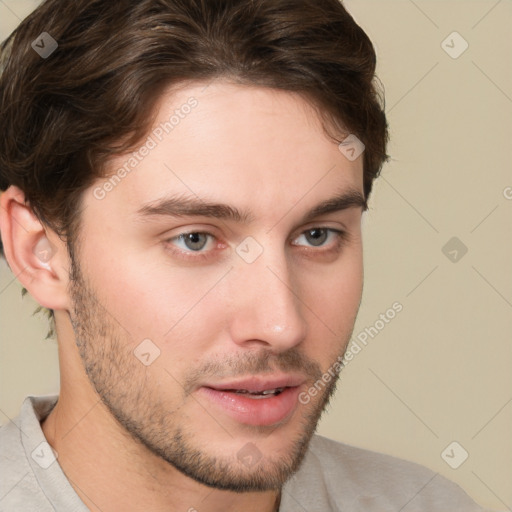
[135,189,367,225]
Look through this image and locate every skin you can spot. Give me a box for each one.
[0,81,365,512]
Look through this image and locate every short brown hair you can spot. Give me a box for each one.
[0,0,388,328]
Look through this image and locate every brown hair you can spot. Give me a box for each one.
[0,0,388,328]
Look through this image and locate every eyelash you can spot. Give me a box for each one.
[164,227,348,262]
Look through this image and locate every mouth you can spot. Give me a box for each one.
[217,387,286,398]
[198,376,306,426]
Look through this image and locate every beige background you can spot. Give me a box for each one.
[0,0,511,509]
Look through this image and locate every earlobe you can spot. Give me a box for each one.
[0,185,71,311]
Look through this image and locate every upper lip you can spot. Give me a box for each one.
[204,374,307,393]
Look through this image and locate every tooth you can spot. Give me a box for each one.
[230,387,285,396]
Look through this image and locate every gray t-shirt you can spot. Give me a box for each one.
[0,395,489,511]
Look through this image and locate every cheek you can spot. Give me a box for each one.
[82,245,227,351]
[305,247,363,316]
[299,249,363,359]
[324,273,362,336]
[77,245,169,338]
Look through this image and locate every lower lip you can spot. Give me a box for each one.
[198,386,301,426]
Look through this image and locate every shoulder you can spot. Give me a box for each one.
[0,412,55,511]
[280,434,489,512]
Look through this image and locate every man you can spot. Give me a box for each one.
[0,0,488,510]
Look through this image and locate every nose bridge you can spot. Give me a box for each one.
[228,240,308,350]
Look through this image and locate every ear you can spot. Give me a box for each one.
[0,185,71,311]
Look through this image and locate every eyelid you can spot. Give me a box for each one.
[294,226,344,239]
[164,239,210,264]
[166,231,220,257]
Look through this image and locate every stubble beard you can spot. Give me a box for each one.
[67,254,345,492]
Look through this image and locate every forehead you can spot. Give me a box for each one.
[88,81,364,221]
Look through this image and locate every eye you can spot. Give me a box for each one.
[292,228,345,248]
[170,232,213,252]
[164,227,347,262]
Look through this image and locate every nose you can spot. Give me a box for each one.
[227,244,308,352]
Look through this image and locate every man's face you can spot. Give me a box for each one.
[68,81,365,491]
